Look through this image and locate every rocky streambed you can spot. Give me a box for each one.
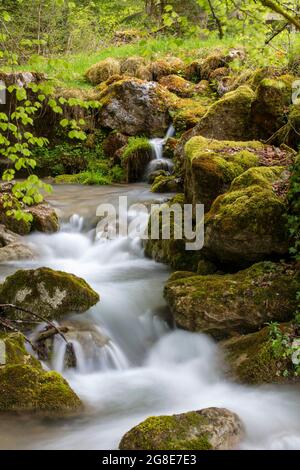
[0,184,299,450]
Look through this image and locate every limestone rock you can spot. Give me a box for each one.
[164,262,299,339]
[119,407,244,450]
[0,267,100,325]
[98,78,172,136]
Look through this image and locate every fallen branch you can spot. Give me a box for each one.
[0,317,36,351]
[35,326,69,343]
[0,303,69,344]
[265,22,289,44]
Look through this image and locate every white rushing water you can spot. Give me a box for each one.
[146,125,175,176]
[0,184,300,450]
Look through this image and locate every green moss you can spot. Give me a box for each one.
[119,412,212,450]
[85,58,121,85]
[164,262,299,338]
[256,75,293,116]
[0,332,41,368]
[223,323,295,384]
[122,136,152,182]
[184,136,263,210]
[151,175,181,193]
[193,85,255,141]
[0,267,100,325]
[0,364,82,414]
[122,136,151,161]
[55,171,112,185]
[144,195,203,271]
[159,75,196,98]
[205,166,289,264]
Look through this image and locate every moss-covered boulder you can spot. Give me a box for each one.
[85,58,121,85]
[0,332,82,415]
[164,262,299,339]
[251,75,294,139]
[0,183,59,235]
[159,75,196,98]
[172,98,209,132]
[120,56,146,77]
[183,60,203,82]
[205,166,290,265]
[0,365,81,415]
[122,137,152,182]
[149,57,184,81]
[0,267,99,325]
[222,322,299,385]
[144,194,203,271]
[184,137,265,210]
[151,175,182,193]
[192,86,255,141]
[98,78,172,136]
[0,224,35,263]
[119,407,243,450]
[103,131,129,159]
[147,169,169,184]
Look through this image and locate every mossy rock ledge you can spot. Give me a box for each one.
[184,136,264,210]
[164,262,299,340]
[0,332,82,415]
[204,166,290,265]
[191,86,255,141]
[222,322,299,385]
[0,267,99,326]
[119,407,244,450]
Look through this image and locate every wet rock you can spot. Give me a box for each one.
[98,78,172,137]
[144,194,203,271]
[222,322,300,384]
[151,175,182,193]
[147,170,169,185]
[0,224,35,262]
[164,262,299,339]
[119,407,244,450]
[29,203,59,233]
[0,243,35,263]
[0,267,100,326]
[0,332,82,415]
[204,166,290,265]
[34,320,109,367]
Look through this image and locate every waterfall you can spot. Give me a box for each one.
[2,184,300,450]
[146,125,175,178]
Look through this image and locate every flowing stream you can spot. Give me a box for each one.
[0,183,300,450]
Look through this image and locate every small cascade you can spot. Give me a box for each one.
[146,125,175,179]
[51,324,129,374]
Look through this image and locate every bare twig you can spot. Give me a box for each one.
[265,22,289,44]
[0,303,68,344]
[0,317,36,351]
